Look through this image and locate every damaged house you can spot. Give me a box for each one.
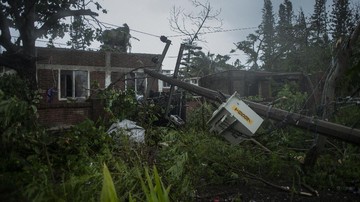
[36,47,160,127]
[199,70,322,100]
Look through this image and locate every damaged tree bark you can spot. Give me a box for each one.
[303,22,360,169]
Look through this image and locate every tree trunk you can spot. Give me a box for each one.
[304,22,360,170]
[20,58,38,92]
[0,52,38,100]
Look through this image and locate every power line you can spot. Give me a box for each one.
[130,29,161,38]
[9,19,258,51]
[166,26,258,38]
[93,19,258,39]
[11,35,100,50]
[89,19,161,38]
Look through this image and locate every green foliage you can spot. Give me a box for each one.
[330,0,353,41]
[186,51,238,77]
[156,128,296,199]
[100,88,160,128]
[233,0,359,73]
[260,0,276,71]
[310,0,329,45]
[99,24,131,53]
[3,0,106,46]
[19,119,112,201]
[67,15,101,50]
[101,164,119,202]
[233,32,261,70]
[186,101,214,131]
[101,89,138,121]
[1,76,360,201]
[304,151,360,189]
[0,74,41,102]
[137,166,170,202]
[273,83,308,112]
[0,89,39,153]
[100,163,170,202]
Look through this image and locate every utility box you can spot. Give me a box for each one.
[207,92,263,144]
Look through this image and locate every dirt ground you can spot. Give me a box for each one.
[196,183,360,202]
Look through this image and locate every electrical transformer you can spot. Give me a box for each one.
[207,92,263,144]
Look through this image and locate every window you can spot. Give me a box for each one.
[162,81,171,88]
[125,72,147,95]
[0,67,16,76]
[60,70,89,99]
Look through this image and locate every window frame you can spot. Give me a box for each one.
[58,69,90,100]
[162,81,171,88]
[125,71,147,94]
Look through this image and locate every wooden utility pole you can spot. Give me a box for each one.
[144,36,171,99]
[144,68,360,145]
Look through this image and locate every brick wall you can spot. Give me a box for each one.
[90,71,105,88]
[111,72,126,90]
[110,53,156,67]
[37,99,106,127]
[35,48,160,127]
[37,69,61,104]
[37,102,92,127]
[37,48,106,66]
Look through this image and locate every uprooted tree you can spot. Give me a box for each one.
[0,0,104,91]
[99,23,132,53]
[304,21,360,169]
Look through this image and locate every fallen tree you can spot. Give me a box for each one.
[144,68,360,145]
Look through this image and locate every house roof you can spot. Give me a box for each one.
[200,69,305,80]
[36,47,160,68]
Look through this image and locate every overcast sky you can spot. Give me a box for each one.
[51,0,355,70]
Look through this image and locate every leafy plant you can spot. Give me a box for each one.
[137,166,170,202]
[186,100,214,131]
[273,83,307,112]
[0,74,31,101]
[100,88,160,128]
[101,163,119,202]
[100,163,170,202]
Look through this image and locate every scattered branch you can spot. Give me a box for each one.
[247,138,272,153]
[36,9,98,38]
[0,7,19,52]
[241,169,314,197]
[169,0,222,43]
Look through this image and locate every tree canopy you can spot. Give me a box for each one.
[233,0,359,73]
[0,0,104,87]
[99,24,131,53]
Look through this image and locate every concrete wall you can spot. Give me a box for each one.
[199,70,308,99]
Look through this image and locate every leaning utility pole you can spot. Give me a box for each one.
[144,68,360,145]
[144,36,172,99]
[164,43,185,118]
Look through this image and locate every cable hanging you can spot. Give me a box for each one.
[166,26,258,38]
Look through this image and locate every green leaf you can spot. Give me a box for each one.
[101,163,119,202]
[137,166,170,202]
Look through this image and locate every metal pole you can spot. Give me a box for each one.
[164,44,185,118]
[144,36,171,99]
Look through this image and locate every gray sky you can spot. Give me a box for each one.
[56,0,354,70]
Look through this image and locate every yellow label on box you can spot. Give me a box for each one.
[231,105,253,125]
